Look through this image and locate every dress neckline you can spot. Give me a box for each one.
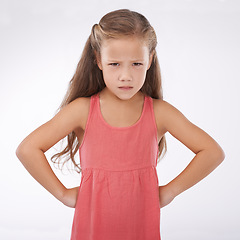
[97,92,146,130]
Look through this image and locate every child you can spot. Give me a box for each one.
[16,9,225,240]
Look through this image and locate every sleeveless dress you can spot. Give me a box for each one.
[70,92,161,240]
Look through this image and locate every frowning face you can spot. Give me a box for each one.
[96,36,153,101]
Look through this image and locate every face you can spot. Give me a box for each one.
[96,36,153,101]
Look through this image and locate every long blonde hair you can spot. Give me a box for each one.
[51,9,167,173]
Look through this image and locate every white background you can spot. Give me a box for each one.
[1,0,239,239]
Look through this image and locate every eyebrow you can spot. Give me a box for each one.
[107,59,144,62]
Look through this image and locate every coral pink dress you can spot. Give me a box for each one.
[70,92,161,240]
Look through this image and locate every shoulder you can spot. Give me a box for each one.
[152,98,186,133]
[16,96,92,153]
[52,96,91,134]
[70,96,91,109]
[152,97,225,156]
[152,98,180,115]
[152,98,200,142]
[67,96,91,130]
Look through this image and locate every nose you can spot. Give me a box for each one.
[118,66,132,82]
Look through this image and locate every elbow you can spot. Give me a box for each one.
[16,144,25,162]
[214,145,225,165]
[203,144,225,167]
[16,142,43,163]
[219,148,225,163]
[16,143,30,163]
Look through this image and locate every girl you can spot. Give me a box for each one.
[16,9,225,240]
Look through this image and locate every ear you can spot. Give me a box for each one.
[147,52,154,70]
[97,60,103,71]
[94,50,103,70]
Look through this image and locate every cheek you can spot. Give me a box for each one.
[102,70,114,85]
[102,69,118,80]
[137,69,148,78]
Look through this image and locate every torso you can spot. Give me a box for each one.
[74,95,167,146]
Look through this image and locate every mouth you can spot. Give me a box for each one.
[119,86,133,90]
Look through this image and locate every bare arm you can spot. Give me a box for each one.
[156,100,225,207]
[16,97,89,208]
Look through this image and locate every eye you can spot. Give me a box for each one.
[133,63,143,66]
[109,63,119,66]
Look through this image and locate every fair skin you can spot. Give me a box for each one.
[95,36,153,127]
[16,36,225,209]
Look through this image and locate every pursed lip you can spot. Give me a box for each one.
[118,86,133,88]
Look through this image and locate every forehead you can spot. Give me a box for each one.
[100,37,149,60]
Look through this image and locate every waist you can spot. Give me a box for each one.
[81,165,156,172]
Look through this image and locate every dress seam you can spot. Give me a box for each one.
[97,92,147,130]
[149,97,160,165]
[82,165,156,172]
[149,97,159,146]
